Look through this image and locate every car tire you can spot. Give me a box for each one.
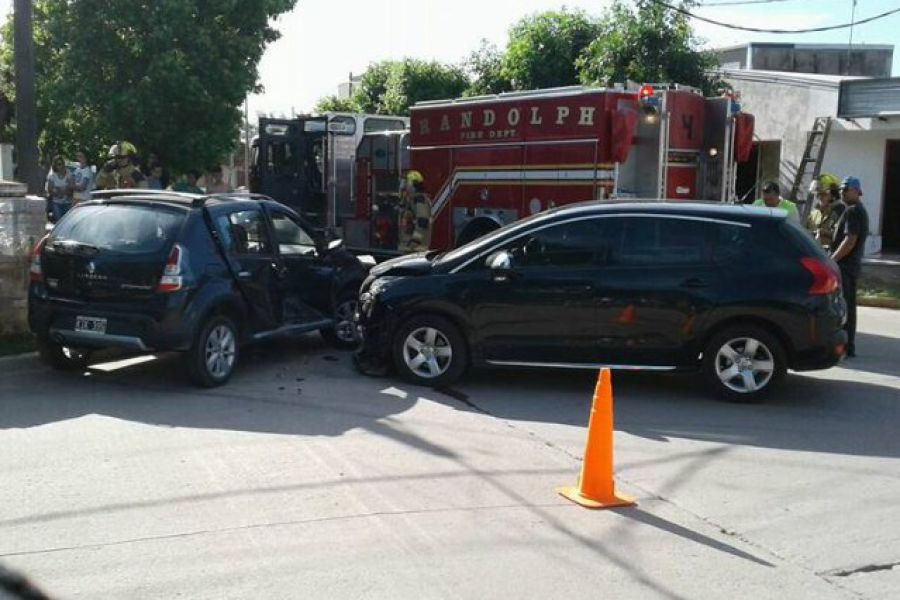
[702,325,786,403]
[186,315,239,387]
[320,293,359,350]
[37,336,91,371]
[392,314,467,387]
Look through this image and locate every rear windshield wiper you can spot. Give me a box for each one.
[48,239,100,256]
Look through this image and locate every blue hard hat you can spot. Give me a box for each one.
[840,176,862,193]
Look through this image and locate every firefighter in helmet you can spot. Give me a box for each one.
[397,170,432,253]
[95,141,146,190]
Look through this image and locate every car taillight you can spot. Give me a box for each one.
[29,235,48,283]
[157,244,184,293]
[801,257,839,295]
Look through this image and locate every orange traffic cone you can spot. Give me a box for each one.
[557,368,635,509]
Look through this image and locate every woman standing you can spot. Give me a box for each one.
[45,155,75,223]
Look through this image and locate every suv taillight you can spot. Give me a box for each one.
[29,235,48,283]
[801,257,839,295]
[157,244,185,293]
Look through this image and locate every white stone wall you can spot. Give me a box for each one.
[0,184,46,336]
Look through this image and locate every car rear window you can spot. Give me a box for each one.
[50,204,184,254]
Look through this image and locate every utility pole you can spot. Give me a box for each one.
[846,0,858,75]
[13,0,42,193]
[243,96,250,188]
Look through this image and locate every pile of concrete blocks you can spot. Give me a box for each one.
[0,181,46,336]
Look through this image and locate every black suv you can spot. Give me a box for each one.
[354,202,848,401]
[29,191,368,386]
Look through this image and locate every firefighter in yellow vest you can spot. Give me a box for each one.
[397,170,432,252]
[95,141,146,190]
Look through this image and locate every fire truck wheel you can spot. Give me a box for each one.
[393,314,468,387]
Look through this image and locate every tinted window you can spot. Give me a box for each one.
[224,210,271,255]
[712,223,754,264]
[506,219,610,267]
[50,204,183,254]
[615,217,709,266]
[270,212,316,256]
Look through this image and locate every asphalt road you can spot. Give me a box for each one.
[1,307,898,599]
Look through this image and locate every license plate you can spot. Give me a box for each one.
[74,316,107,335]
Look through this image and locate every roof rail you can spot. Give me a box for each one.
[192,192,275,208]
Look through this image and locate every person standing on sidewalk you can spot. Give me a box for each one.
[831,176,869,358]
[72,150,95,205]
[44,155,74,222]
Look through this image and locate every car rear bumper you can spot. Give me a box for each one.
[48,328,150,351]
[29,292,193,352]
[791,328,848,371]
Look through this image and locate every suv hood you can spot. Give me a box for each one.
[370,252,435,278]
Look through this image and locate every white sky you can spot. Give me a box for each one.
[1,0,897,116]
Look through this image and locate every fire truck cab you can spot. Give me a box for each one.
[250,113,408,231]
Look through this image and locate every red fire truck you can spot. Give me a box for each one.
[253,85,754,253]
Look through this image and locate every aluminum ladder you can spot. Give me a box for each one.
[789,116,833,218]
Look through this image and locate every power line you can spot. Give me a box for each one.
[649,0,900,33]
[698,0,795,6]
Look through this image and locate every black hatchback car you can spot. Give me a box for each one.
[29,191,368,386]
[354,202,848,401]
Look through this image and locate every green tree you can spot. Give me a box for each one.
[577,0,717,94]
[340,59,469,116]
[501,9,601,90]
[0,0,297,172]
[464,40,511,96]
[313,95,357,113]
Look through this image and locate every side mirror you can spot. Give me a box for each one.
[486,250,514,282]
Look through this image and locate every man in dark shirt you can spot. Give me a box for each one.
[831,176,869,357]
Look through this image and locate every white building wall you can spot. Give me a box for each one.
[728,76,838,189]
[727,72,900,255]
[822,128,896,255]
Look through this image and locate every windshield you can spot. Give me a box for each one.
[436,209,555,265]
[51,204,184,254]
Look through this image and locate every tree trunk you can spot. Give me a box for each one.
[14,0,42,194]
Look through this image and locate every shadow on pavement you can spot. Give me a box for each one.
[421,358,900,459]
[843,332,900,378]
[0,335,443,454]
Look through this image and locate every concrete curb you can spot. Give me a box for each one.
[0,351,38,364]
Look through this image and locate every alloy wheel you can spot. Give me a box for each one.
[403,326,453,379]
[205,324,236,379]
[334,299,359,344]
[715,337,775,394]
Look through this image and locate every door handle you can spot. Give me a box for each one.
[237,271,252,280]
[680,278,708,289]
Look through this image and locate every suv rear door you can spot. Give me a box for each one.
[41,202,185,303]
[592,214,719,367]
[210,207,281,331]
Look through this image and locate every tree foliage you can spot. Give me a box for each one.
[313,95,356,113]
[577,0,717,94]
[314,59,469,116]
[501,9,601,91]
[0,0,297,171]
[464,40,511,97]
